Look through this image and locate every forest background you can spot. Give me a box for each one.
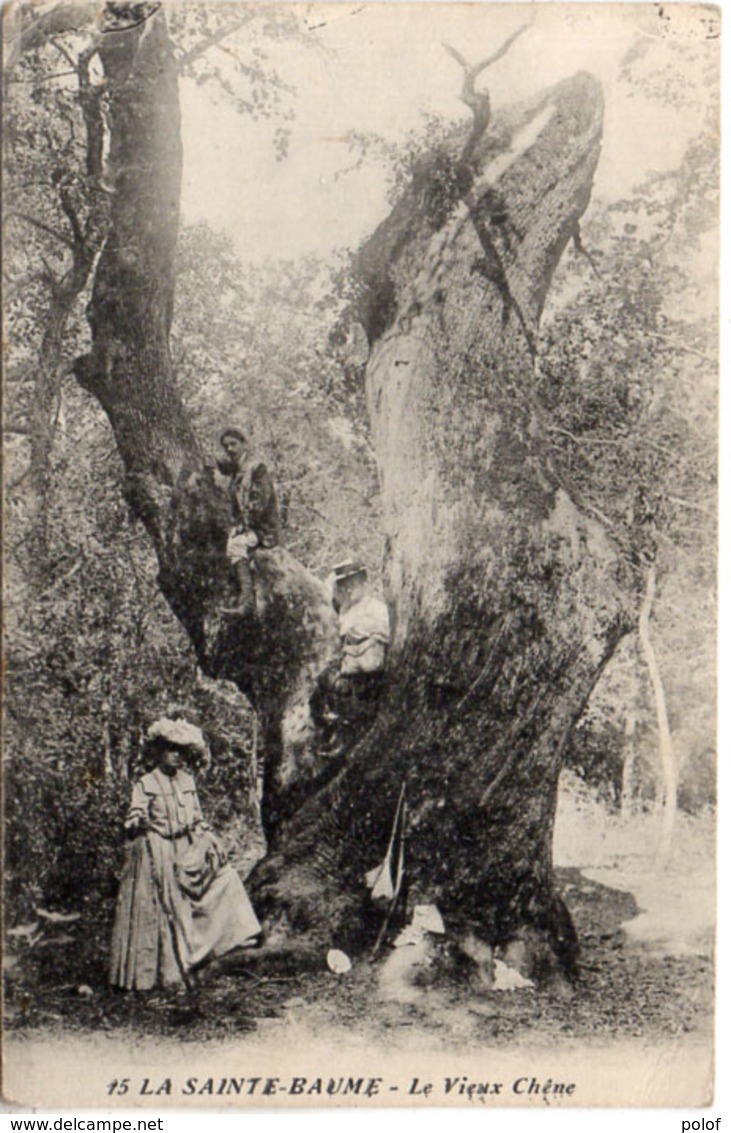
[2,1,719,1039]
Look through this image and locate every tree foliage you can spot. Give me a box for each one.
[538,28,718,811]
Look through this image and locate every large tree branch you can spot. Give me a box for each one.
[65,6,340,842]
[443,21,533,162]
[74,6,195,488]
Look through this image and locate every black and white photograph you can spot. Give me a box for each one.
[1,0,720,1110]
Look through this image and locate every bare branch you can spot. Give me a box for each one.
[644,329,715,365]
[442,43,469,71]
[581,500,617,532]
[4,2,96,74]
[444,21,532,106]
[7,474,31,496]
[572,220,603,278]
[666,494,714,516]
[545,426,679,463]
[443,40,491,128]
[50,36,81,71]
[443,22,531,161]
[176,11,258,70]
[39,254,63,292]
[38,556,85,601]
[472,21,532,77]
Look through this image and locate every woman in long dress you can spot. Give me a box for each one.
[110,717,261,991]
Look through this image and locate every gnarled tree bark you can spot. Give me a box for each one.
[70,8,338,842]
[249,72,635,978]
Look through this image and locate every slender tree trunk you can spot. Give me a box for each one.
[638,564,677,865]
[27,300,70,572]
[620,710,638,819]
[18,45,109,583]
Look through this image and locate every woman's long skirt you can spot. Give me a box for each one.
[110,834,261,990]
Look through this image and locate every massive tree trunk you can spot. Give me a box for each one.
[249,74,634,976]
[69,8,633,979]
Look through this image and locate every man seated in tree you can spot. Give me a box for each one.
[217,427,280,617]
[311,559,391,745]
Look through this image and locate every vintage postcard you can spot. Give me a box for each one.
[2,0,719,1110]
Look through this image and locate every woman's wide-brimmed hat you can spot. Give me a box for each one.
[146,717,206,754]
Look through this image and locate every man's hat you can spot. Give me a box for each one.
[332,558,367,582]
[219,425,247,446]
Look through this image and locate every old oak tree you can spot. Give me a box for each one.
[25,4,636,982]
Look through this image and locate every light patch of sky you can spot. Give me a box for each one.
[179,2,711,265]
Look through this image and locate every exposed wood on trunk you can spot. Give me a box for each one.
[250,72,634,978]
